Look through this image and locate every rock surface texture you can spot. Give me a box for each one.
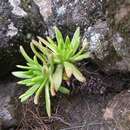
[0,1,130,130]
[104,90,130,130]
[0,0,130,75]
[0,0,104,76]
[0,80,17,129]
[0,0,46,76]
[97,0,130,72]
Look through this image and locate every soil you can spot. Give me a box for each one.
[16,93,117,130]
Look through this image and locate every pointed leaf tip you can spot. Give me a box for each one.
[45,84,51,117]
[52,64,63,91]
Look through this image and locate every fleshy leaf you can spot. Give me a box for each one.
[17,79,33,86]
[33,56,42,69]
[38,36,57,53]
[19,84,40,102]
[71,52,90,62]
[12,71,32,79]
[52,64,63,91]
[50,76,56,96]
[65,36,71,49]
[71,27,80,55]
[20,95,31,102]
[58,86,70,94]
[16,65,31,69]
[64,62,86,82]
[45,83,51,117]
[54,26,64,49]
[31,76,43,82]
[64,62,72,78]
[32,40,49,59]
[20,46,33,63]
[46,37,56,47]
[34,77,48,104]
[31,42,46,63]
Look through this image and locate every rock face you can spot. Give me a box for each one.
[34,0,103,35]
[104,90,130,130]
[0,119,2,130]
[0,0,46,76]
[0,81,17,129]
[0,0,130,76]
[37,0,130,73]
[79,0,130,72]
[98,0,130,72]
[0,0,104,77]
[113,0,130,71]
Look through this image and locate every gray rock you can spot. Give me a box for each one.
[1,0,130,75]
[102,0,130,72]
[0,0,105,76]
[83,20,121,72]
[0,118,2,130]
[104,90,130,130]
[0,0,46,76]
[9,0,27,17]
[34,0,103,36]
[84,20,110,61]
[83,11,130,72]
[0,81,17,129]
[34,0,130,72]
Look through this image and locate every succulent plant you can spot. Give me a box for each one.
[12,27,90,117]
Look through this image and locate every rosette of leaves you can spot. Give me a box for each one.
[12,27,90,117]
[12,46,69,117]
[32,27,89,90]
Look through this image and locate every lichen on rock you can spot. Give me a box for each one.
[0,0,46,76]
[9,0,27,17]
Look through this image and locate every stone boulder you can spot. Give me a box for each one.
[0,81,17,129]
[1,0,130,76]
[0,0,104,76]
[104,90,130,130]
[0,0,46,76]
[108,0,130,72]
[89,0,130,72]
[34,0,130,73]
[34,0,103,35]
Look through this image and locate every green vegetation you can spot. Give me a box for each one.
[12,27,89,117]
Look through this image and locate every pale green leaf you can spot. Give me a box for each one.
[34,77,48,104]
[17,79,33,86]
[16,65,31,69]
[31,76,43,82]
[71,52,90,61]
[45,83,51,117]
[30,42,46,63]
[50,76,56,96]
[27,63,40,70]
[19,84,40,101]
[54,26,64,49]
[71,27,80,55]
[64,62,72,78]
[32,40,49,60]
[58,86,70,94]
[46,37,56,47]
[20,46,33,63]
[20,95,31,102]
[52,64,63,91]
[64,62,86,82]
[12,71,32,79]
[65,36,71,48]
[38,36,57,53]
